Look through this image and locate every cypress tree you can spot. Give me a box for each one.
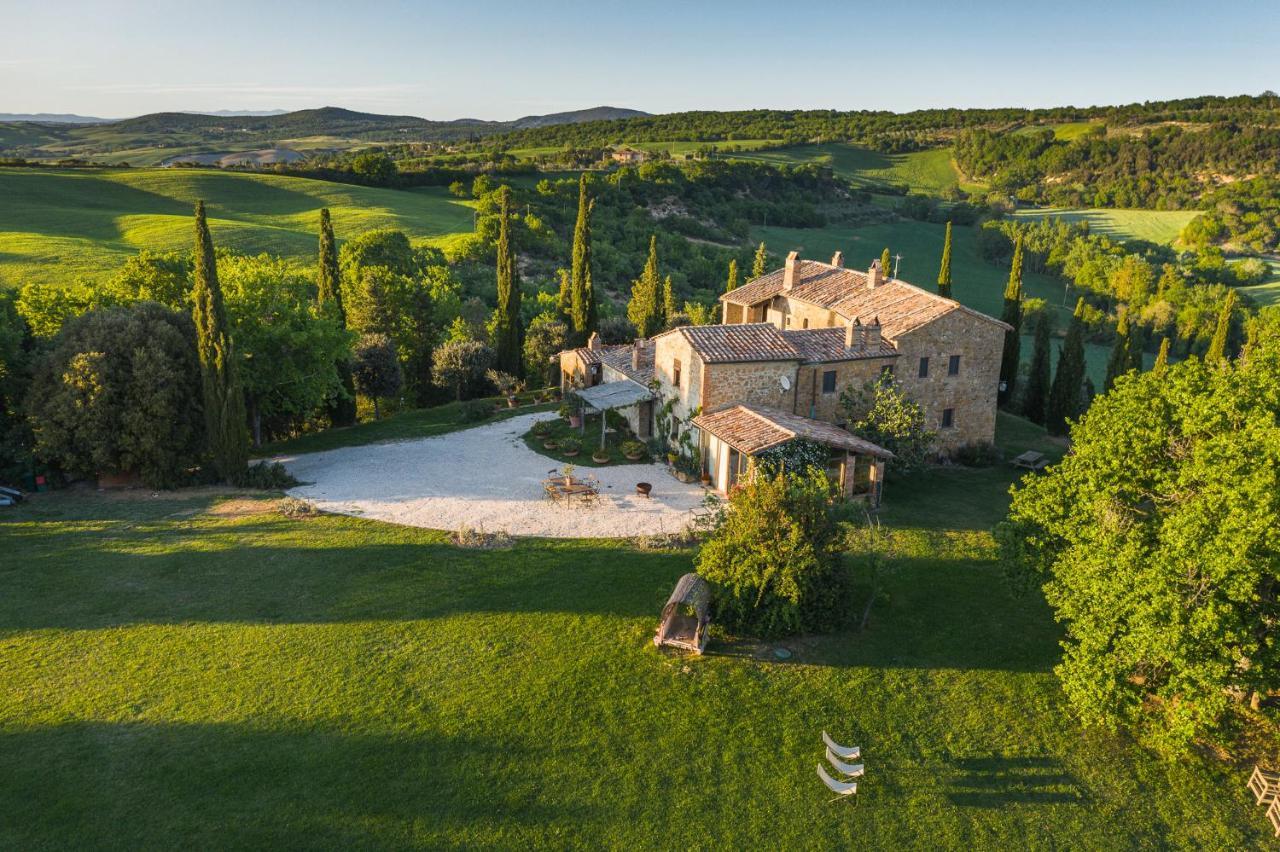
[751,241,768,279]
[1021,312,1052,425]
[663,275,677,321]
[569,174,596,337]
[626,236,663,337]
[1152,336,1170,375]
[937,221,953,299]
[1126,320,1145,374]
[998,235,1024,406]
[191,200,248,482]
[317,208,357,427]
[556,268,572,319]
[1103,310,1132,392]
[1046,298,1087,436]
[1205,289,1236,364]
[725,258,739,293]
[493,186,522,376]
[880,247,892,279]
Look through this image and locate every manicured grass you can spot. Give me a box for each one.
[1236,258,1280,307]
[730,144,965,196]
[0,168,477,289]
[0,412,1268,848]
[1014,122,1102,141]
[520,412,652,467]
[752,219,1116,387]
[1009,207,1197,246]
[259,396,556,458]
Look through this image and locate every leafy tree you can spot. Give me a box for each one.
[880,247,892,278]
[317,208,356,427]
[0,291,33,481]
[339,228,437,282]
[696,469,848,638]
[1022,311,1052,424]
[351,333,402,419]
[751,241,769,279]
[220,255,349,445]
[28,302,204,488]
[998,235,1024,406]
[1205,289,1237,364]
[1103,310,1134,393]
[522,313,568,387]
[350,152,396,184]
[1046,298,1087,435]
[569,174,596,336]
[725,258,739,293]
[492,186,522,376]
[840,373,936,476]
[344,266,401,338]
[937,221,953,298]
[998,345,1280,753]
[432,338,494,401]
[191,200,248,483]
[105,250,192,308]
[626,235,664,338]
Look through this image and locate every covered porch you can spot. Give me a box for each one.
[573,379,655,449]
[691,403,891,505]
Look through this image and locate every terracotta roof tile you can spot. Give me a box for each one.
[598,341,656,384]
[667,323,803,363]
[692,403,893,458]
[721,259,1011,338]
[781,327,898,363]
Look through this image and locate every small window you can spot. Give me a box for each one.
[918,357,930,378]
[673,359,682,388]
[784,316,792,327]
[802,318,809,329]
[822,370,837,394]
[948,354,961,376]
[941,407,955,429]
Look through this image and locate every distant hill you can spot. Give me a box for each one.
[0,113,113,124]
[181,109,290,117]
[0,105,650,164]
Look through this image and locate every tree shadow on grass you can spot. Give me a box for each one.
[0,721,592,848]
[944,755,1086,807]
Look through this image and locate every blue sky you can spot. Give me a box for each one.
[3,0,1277,118]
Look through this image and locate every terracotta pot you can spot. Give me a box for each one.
[562,448,579,457]
[507,396,517,408]
[592,453,610,464]
[543,440,559,450]
[636,482,652,497]
[625,453,644,462]
[700,472,712,484]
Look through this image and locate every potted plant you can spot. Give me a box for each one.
[561,464,575,485]
[666,450,678,466]
[559,436,581,457]
[700,467,712,485]
[530,420,549,437]
[592,447,611,464]
[620,439,646,461]
[486,369,522,408]
[543,437,559,450]
[559,393,583,428]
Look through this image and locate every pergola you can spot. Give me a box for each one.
[573,379,653,449]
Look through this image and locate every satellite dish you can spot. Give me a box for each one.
[780,375,792,391]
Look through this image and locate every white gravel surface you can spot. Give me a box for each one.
[278,412,710,538]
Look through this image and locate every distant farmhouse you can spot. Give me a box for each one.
[559,253,1010,501]
[609,146,648,165]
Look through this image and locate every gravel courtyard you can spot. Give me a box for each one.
[278,412,710,538]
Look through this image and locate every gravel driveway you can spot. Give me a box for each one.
[278,412,710,538]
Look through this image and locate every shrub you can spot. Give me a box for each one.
[696,469,848,638]
[840,373,936,476]
[620,439,645,458]
[278,496,319,518]
[754,438,827,476]
[457,399,492,423]
[950,441,1001,467]
[559,436,581,454]
[237,460,299,490]
[28,302,204,488]
[351,333,402,420]
[530,420,550,436]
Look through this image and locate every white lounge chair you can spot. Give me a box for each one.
[822,731,861,761]
[826,747,865,778]
[817,764,857,800]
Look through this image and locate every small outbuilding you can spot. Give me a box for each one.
[654,573,712,654]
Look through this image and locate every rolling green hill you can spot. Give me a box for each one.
[0,168,477,289]
[730,144,969,195]
[1010,207,1197,245]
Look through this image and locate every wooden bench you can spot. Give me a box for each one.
[1250,765,1280,806]
[1011,450,1048,472]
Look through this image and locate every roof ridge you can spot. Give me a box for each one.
[739,403,799,440]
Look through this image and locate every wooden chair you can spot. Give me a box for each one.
[1268,798,1280,838]
[1249,765,1280,806]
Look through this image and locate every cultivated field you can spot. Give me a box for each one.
[730,144,968,196]
[0,413,1267,848]
[1009,207,1198,246]
[0,168,476,289]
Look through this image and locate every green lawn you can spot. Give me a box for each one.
[0,168,477,289]
[0,412,1268,848]
[752,219,1116,387]
[730,144,966,196]
[1009,207,1197,246]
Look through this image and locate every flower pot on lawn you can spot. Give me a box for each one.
[592,452,611,464]
[569,415,582,428]
[543,440,559,450]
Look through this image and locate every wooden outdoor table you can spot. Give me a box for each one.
[1011,450,1048,472]
[542,477,599,506]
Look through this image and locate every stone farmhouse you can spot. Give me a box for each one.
[559,252,1010,501]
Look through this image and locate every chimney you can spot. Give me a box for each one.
[866,317,882,349]
[587,331,602,351]
[631,337,644,370]
[867,259,884,289]
[844,317,862,349]
[782,251,800,292]
[830,251,844,268]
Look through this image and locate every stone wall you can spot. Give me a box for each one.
[653,333,705,437]
[767,296,840,331]
[700,360,799,414]
[792,355,897,423]
[891,310,1004,449]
